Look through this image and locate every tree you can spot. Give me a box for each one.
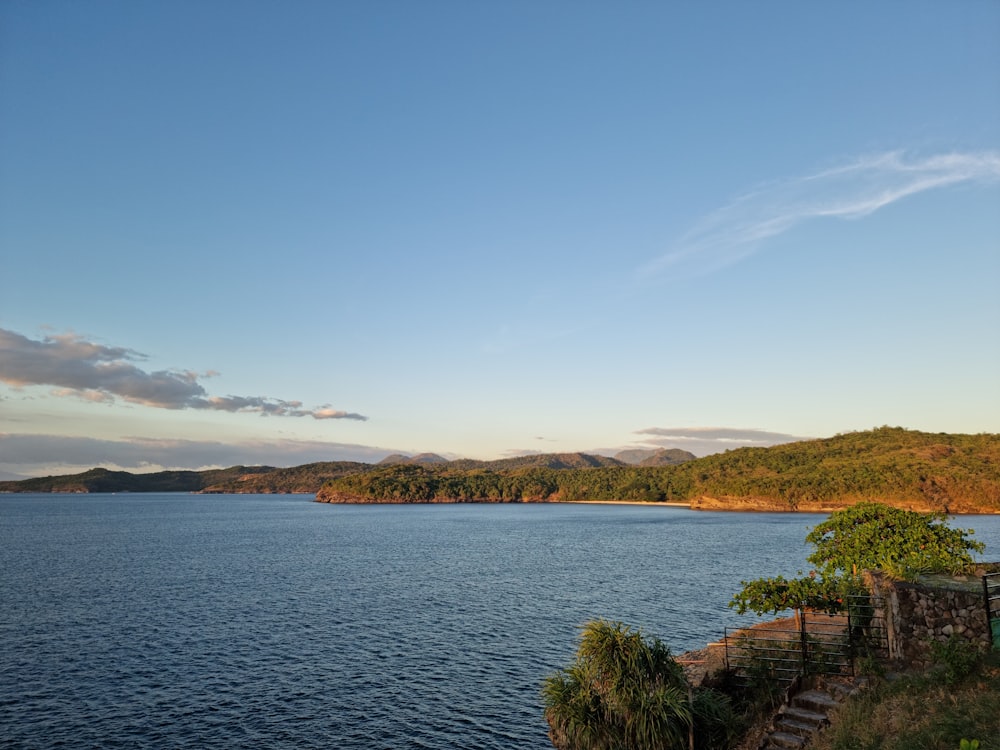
[730,502,984,617]
[728,573,851,618]
[541,620,734,750]
[804,501,984,578]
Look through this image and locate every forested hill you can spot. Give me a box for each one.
[6,430,999,512]
[0,466,278,494]
[315,428,1000,513]
[0,452,658,494]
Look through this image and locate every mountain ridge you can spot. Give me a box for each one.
[0,452,641,494]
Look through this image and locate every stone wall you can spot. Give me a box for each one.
[865,570,993,667]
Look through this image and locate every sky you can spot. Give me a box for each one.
[1,1,999,478]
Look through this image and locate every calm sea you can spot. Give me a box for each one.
[3,495,999,749]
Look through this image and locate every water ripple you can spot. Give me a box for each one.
[3,496,1000,749]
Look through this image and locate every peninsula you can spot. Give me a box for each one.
[319,428,1000,513]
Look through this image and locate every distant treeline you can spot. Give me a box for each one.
[0,449,688,495]
[5,428,999,513]
[316,428,1000,513]
[0,463,368,494]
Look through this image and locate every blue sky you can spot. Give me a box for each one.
[2,1,999,477]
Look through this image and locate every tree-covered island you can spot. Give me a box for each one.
[315,428,1000,513]
[4,428,999,514]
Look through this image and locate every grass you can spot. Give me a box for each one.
[810,650,1000,750]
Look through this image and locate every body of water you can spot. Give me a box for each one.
[3,494,999,749]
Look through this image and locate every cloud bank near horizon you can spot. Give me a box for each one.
[634,426,808,456]
[642,150,1000,279]
[0,327,367,421]
[0,433,393,477]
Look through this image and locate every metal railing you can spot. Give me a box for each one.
[985,572,1000,650]
[724,595,887,685]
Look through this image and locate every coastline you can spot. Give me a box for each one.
[313,492,1000,514]
[9,490,994,514]
[558,499,691,508]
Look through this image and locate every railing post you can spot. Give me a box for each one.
[724,627,730,671]
[985,574,998,650]
[847,601,855,676]
[983,575,991,646]
[798,607,807,675]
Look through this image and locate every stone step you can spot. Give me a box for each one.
[768,731,808,749]
[761,677,868,750]
[775,716,819,738]
[793,689,840,713]
[780,705,829,729]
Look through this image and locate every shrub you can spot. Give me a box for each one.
[542,620,736,750]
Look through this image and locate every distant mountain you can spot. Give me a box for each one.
[640,449,696,467]
[201,462,373,493]
[494,453,624,470]
[378,453,449,465]
[444,453,625,471]
[378,452,620,470]
[614,449,650,465]
[378,454,412,465]
[0,452,623,495]
[615,448,696,466]
[0,466,275,494]
[411,453,449,464]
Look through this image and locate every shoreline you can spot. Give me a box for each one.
[7,491,997,514]
[558,499,691,508]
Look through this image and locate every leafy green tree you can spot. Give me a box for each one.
[730,502,985,617]
[729,573,853,617]
[804,501,984,578]
[542,620,734,750]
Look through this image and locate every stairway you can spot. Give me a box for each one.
[760,677,866,749]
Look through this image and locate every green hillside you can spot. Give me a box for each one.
[0,452,628,494]
[201,462,372,493]
[0,466,274,493]
[316,428,1000,513]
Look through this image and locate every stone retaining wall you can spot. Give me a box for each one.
[865,570,993,667]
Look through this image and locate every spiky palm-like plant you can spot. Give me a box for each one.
[542,620,733,750]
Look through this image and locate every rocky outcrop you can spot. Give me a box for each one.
[689,495,847,512]
[688,494,1000,514]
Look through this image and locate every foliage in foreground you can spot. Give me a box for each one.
[729,573,858,617]
[542,620,737,750]
[809,650,1000,750]
[730,502,985,617]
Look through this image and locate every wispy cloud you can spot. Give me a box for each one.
[0,433,391,476]
[0,327,367,420]
[634,426,807,456]
[641,150,1000,279]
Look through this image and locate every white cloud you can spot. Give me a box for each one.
[641,150,1000,280]
[313,407,368,420]
[0,327,367,420]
